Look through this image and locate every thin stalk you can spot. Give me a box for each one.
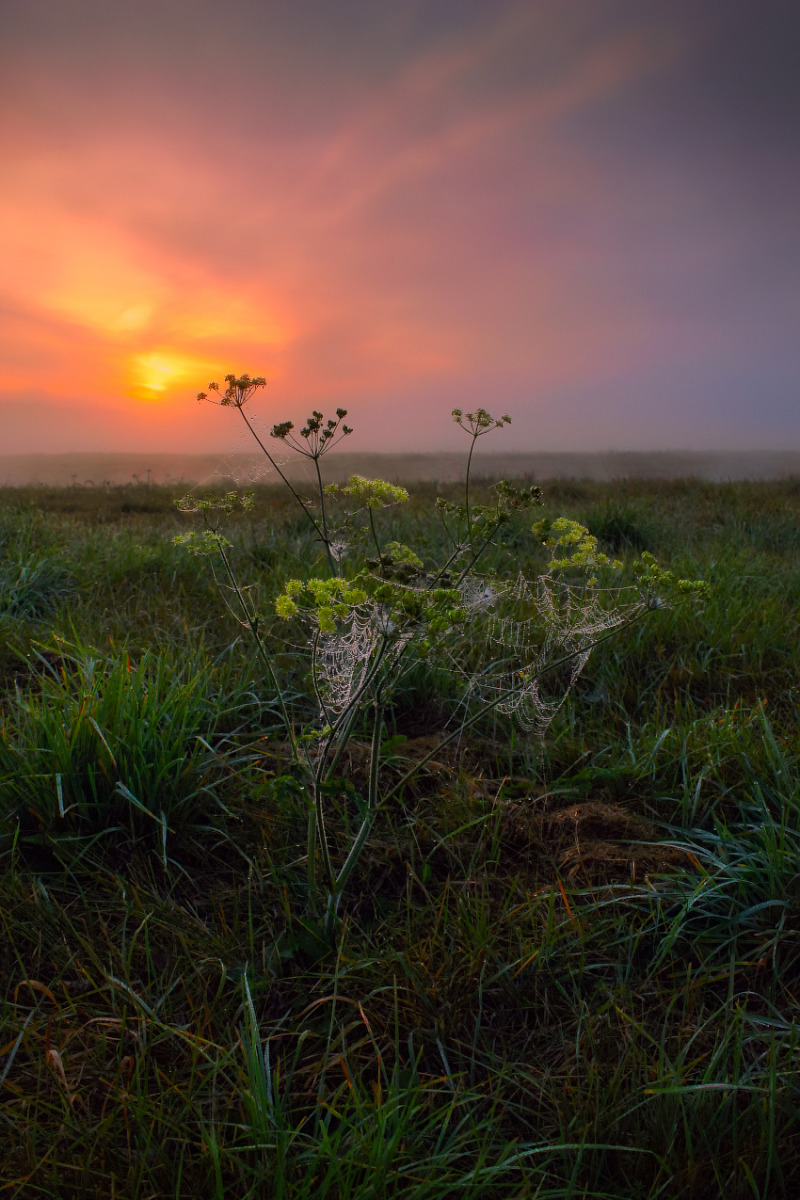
[308,633,393,891]
[368,506,383,567]
[312,452,337,576]
[319,633,391,759]
[428,541,467,589]
[334,695,383,896]
[306,802,317,902]
[436,504,459,550]
[207,553,252,630]
[464,431,479,540]
[310,628,332,727]
[312,777,335,894]
[426,516,496,593]
[311,632,392,895]
[321,703,362,786]
[236,406,334,573]
[313,728,377,890]
[368,698,384,810]
[452,522,502,589]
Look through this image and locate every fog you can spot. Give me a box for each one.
[3,450,799,489]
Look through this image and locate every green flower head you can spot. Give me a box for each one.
[342,476,409,508]
[173,530,232,557]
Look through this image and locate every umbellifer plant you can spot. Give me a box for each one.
[175,374,707,936]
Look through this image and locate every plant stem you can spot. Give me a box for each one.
[429,543,468,589]
[306,802,317,904]
[464,432,479,541]
[452,523,501,589]
[335,695,383,896]
[312,778,335,894]
[312,453,337,576]
[310,629,332,727]
[311,633,392,896]
[436,504,459,549]
[236,406,334,574]
[320,703,362,786]
[368,507,383,567]
[319,635,391,774]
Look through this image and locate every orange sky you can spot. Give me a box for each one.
[1,1,798,454]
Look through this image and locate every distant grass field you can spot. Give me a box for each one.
[1,477,799,1198]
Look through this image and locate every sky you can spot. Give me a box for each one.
[1,0,798,455]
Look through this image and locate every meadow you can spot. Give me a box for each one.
[1,471,799,1198]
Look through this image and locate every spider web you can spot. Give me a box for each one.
[460,572,643,737]
[315,605,410,719]
[310,570,642,738]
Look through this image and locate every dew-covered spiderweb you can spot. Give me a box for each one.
[314,606,411,719]
[455,572,644,738]
[309,570,643,737]
[314,608,378,718]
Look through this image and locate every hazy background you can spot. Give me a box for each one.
[4,451,800,490]
[1,0,798,462]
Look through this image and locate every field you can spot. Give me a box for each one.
[4,448,800,488]
[1,472,799,1198]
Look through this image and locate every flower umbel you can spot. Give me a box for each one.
[270,408,352,458]
[452,407,511,435]
[172,530,232,557]
[341,476,409,509]
[198,374,267,408]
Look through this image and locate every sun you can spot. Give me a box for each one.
[127,351,214,401]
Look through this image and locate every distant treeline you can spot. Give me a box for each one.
[1,449,800,487]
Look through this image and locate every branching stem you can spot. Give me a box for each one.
[236,406,335,575]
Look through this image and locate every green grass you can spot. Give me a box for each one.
[1,477,799,1197]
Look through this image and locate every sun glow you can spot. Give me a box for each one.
[128,351,217,401]
[113,304,154,333]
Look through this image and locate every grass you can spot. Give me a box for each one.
[1,476,799,1197]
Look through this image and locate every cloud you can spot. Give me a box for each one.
[0,0,797,452]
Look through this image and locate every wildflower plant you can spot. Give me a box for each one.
[197,375,351,574]
[177,377,707,935]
